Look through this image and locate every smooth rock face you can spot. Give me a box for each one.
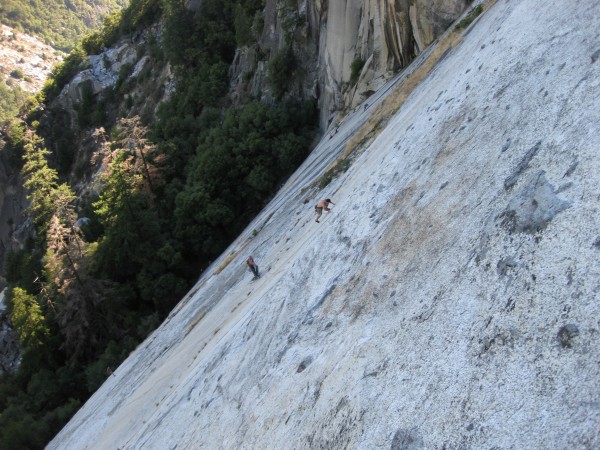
[49,0,600,449]
[332,0,469,108]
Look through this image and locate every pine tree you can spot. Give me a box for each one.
[21,137,60,236]
[10,287,49,350]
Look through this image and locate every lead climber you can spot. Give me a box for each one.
[314,198,335,223]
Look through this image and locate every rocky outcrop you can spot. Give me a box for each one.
[0,25,64,93]
[53,23,174,133]
[45,23,175,199]
[410,0,467,53]
[228,0,470,128]
[316,0,469,117]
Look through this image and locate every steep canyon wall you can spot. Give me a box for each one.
[229,0,470,128]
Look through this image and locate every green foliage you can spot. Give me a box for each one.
[234,4,254,46]
[80,0,163,56]
[4,245,40,293]
[318,172,333,189]
[279,1,302,41]
[9,68,24,79]
[84,337,136,392]
[23,93,46,122]
[0,81,29,122]
[52,128,78,175]
[1,125,155,449]
[81,10,121,55]
[9,287,49,350]
[0,403,48,450]
[252,11,265,39]
[350,57,365,85]
[455,4,484,30]
[146,35,164,61]
[120,0,163,34]
[21,140,61,235]
[94,191,160,281]
[173,99,316,259]
[81,31,108,57]
[0,368,82,450]
[0,0,127,52]
[93,156,150,275]
[76,81,97,129]
[26,369,67,412]
[40,398,82,437]
[5,118,25,142]
[4,118,25,169]
[267,45,296,99]
[114,62,134,94]
[319,158,351,189]
[90,119,190,314]
[233,1,264,47]
[179,62,229,109]
[163,0,236,68]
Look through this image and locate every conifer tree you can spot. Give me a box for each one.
[21,136,60,236]
[10,287,49,350]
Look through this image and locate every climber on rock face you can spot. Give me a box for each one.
[246,256,260,279]
[314,198,334,223]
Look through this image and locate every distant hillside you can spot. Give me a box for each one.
[0,0,127,52]
[0,25,65,121]
[0,0,126,121]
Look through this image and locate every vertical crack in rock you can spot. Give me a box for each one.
[306,280,338,320]
[563,159,578,178]
[501,138,512,152]
[504,140,542,190]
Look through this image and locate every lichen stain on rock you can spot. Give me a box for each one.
[297,355,314,373]
[557,324,579,349]
[498,171,571,234]
[390,427,424,450]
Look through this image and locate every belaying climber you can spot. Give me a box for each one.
[246,256,260,279]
